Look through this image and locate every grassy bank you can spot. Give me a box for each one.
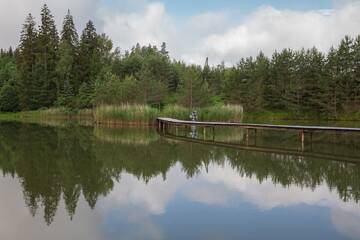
[244,111,360,123]
[94,104,244,126]
[0,108,93,127]
[0,104,244,126]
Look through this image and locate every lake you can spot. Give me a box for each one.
[0,121,359,240]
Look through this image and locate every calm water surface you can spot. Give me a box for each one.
[0,121,360,240]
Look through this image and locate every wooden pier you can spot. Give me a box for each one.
[156,118,360,151]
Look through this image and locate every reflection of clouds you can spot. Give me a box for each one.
[184,182,232,206]
[2,160,360,239]
[193,162,360,239]
[98,160,360,239]
[331,209,360,240]
[99,163,187,215]
[0,175,101,240]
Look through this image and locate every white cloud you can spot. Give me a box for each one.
[2,1,360,66]
[99,1,360,65]
[201,2,360,64]
[0,0,100,48]
[100,2,176,53]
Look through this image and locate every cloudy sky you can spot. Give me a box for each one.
[1,0,360,65]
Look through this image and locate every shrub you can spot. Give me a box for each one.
[0,83,19,112]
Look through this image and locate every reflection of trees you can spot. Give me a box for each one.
[0,122,359,224]
[0,122,113,225]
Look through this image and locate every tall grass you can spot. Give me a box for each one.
[93,104,243,125]
[160,105,189,120]
[94,104,159,126]
[198,105,243,122]
[0,104,244,126]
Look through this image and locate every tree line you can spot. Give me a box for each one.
[0,4,360,118]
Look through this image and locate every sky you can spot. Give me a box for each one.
[0,0,360,65]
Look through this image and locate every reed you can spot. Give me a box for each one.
[160,105,189,120]
[94,104,160,126]
[0,104,244,126]
[198,105,243,122]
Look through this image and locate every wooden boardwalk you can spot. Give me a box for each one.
[157,118,360,133]
[156,118,360,152]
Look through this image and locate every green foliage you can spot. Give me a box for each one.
[178,65,211,109]
[0,83,19,112]
[95,73,139,105]
[77,82,93,109]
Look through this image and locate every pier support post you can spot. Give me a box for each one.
[203,127,206,140]
[246,128,249,146]
[212,127,215,142]
[300,130,305,151]
[254,129,257,146]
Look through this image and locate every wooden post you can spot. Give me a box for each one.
[176,125,178,135]
[254,129,257,146]
[300,130,305,151]
[212,127,215,142]
[203,127,206,140]
[246,128,249,146]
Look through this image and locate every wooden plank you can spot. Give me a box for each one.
[157,118,360,133]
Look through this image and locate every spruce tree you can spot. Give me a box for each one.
[33,4,59,108]
[325,47,341,117]
[61,10,78,48]
[56,10,78,107]
[17,13,37,110]
[77,20,98,90]
[353,35,360,108]
[337,36,354,111]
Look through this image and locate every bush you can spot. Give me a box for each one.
[0,83,19,112]
[77,82,94,109]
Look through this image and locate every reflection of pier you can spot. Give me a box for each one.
[156,118,360,161]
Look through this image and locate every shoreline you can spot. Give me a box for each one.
[1,108,360,128]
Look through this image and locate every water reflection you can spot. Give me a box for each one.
[0,122,359,239]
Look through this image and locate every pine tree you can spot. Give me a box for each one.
[353,35,360,108]
[160,42,168,56]
[251,52,269,110]
[179,65,210,109]
[337,36,354,111]
[77,20,98,90]
[33,4,59,108]
[56,10,78,107]
[17,13,37,110]
[325,47,341,117]
[61,10,78,48]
